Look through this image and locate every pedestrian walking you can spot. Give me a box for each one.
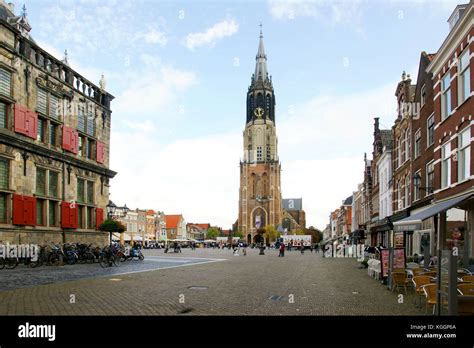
[310,245,313,253]
[300,245,304,254]
[279,243,285,257]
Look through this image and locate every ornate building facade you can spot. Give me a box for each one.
[0,3,116,245]
[238,30,282,244]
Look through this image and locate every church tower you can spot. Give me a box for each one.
[238,28,282,244]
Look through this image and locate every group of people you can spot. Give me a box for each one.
[164,242,182,253]
[278,243,320,257]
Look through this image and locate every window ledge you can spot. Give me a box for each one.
[456,95,471,110]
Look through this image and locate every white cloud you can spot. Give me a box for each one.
[110,130,241,229]
[113,66,197,117]
[268,0,365,35]
[184,19,239,50]
[36,0,147,55]
[276,80,400,229]
[143,28,168,45]
[122,120,156,133]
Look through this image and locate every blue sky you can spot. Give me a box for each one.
[18,0,461,229]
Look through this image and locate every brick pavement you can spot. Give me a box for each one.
[0,248,423,315]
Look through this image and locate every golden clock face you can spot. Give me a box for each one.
[254,107,264,118]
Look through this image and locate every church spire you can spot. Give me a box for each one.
[254,23,268,82]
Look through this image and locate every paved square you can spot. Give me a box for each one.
[0,248,423,315]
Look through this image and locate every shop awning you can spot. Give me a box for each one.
[393,193,473,231]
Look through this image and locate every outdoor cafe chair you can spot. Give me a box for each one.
[421,284,449,315]
[420,271,437,278]
[458,283,474,296]
[412,268,426,277]
[391,271,410,294]
[458,268,473,276]
[461,275,474,283]
[412,275,435,307]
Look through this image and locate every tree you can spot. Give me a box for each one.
[233,230,244,239]
[206,227,220,240]
[99,219,126,245]
[305,226,323,243]
[99,219,125,233]
[264,225,280,243]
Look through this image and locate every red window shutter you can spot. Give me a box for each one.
[23,196,36,226]
[69,205,78,228]
[12,194,25,225]
[26,111,38,140]
[14,104,28,136]
[62,126,72,152]
[62,127,78,154]
[61,202,70,228]
[96,141,105,164]
[96,208,104,229]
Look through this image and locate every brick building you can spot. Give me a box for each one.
[0,3,116,245]
[394,2,474,266]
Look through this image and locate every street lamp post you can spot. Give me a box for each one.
[121,204,130,245]
[106,200,117,245]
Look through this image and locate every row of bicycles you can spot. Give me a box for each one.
[0,242,144,270]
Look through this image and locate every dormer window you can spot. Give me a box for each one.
[449,11,460,30]
[448,5,467,31]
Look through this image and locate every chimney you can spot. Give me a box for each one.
[374,117,380,133]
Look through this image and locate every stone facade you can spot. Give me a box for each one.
[0,4,116,245]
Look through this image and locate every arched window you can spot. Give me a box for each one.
[405,175,410,207]
[257,93,263,107]
[262,173,268,197]
[405,129,410,160]
[250,173,256,197]
[398,180,403,210]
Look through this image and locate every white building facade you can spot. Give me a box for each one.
[378,146,393,220]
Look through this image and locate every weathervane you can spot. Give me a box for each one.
[259,22,263,37]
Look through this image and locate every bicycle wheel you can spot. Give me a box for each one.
[99,255,109,268]
[86,252,95,264]
[49,253,62,266]
[112,255,120,267]
[5,258,18,269]
[138,253,144,261]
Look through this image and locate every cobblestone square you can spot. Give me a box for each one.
[0,248,422,315]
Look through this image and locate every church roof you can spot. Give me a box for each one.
[254,27,268,82]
